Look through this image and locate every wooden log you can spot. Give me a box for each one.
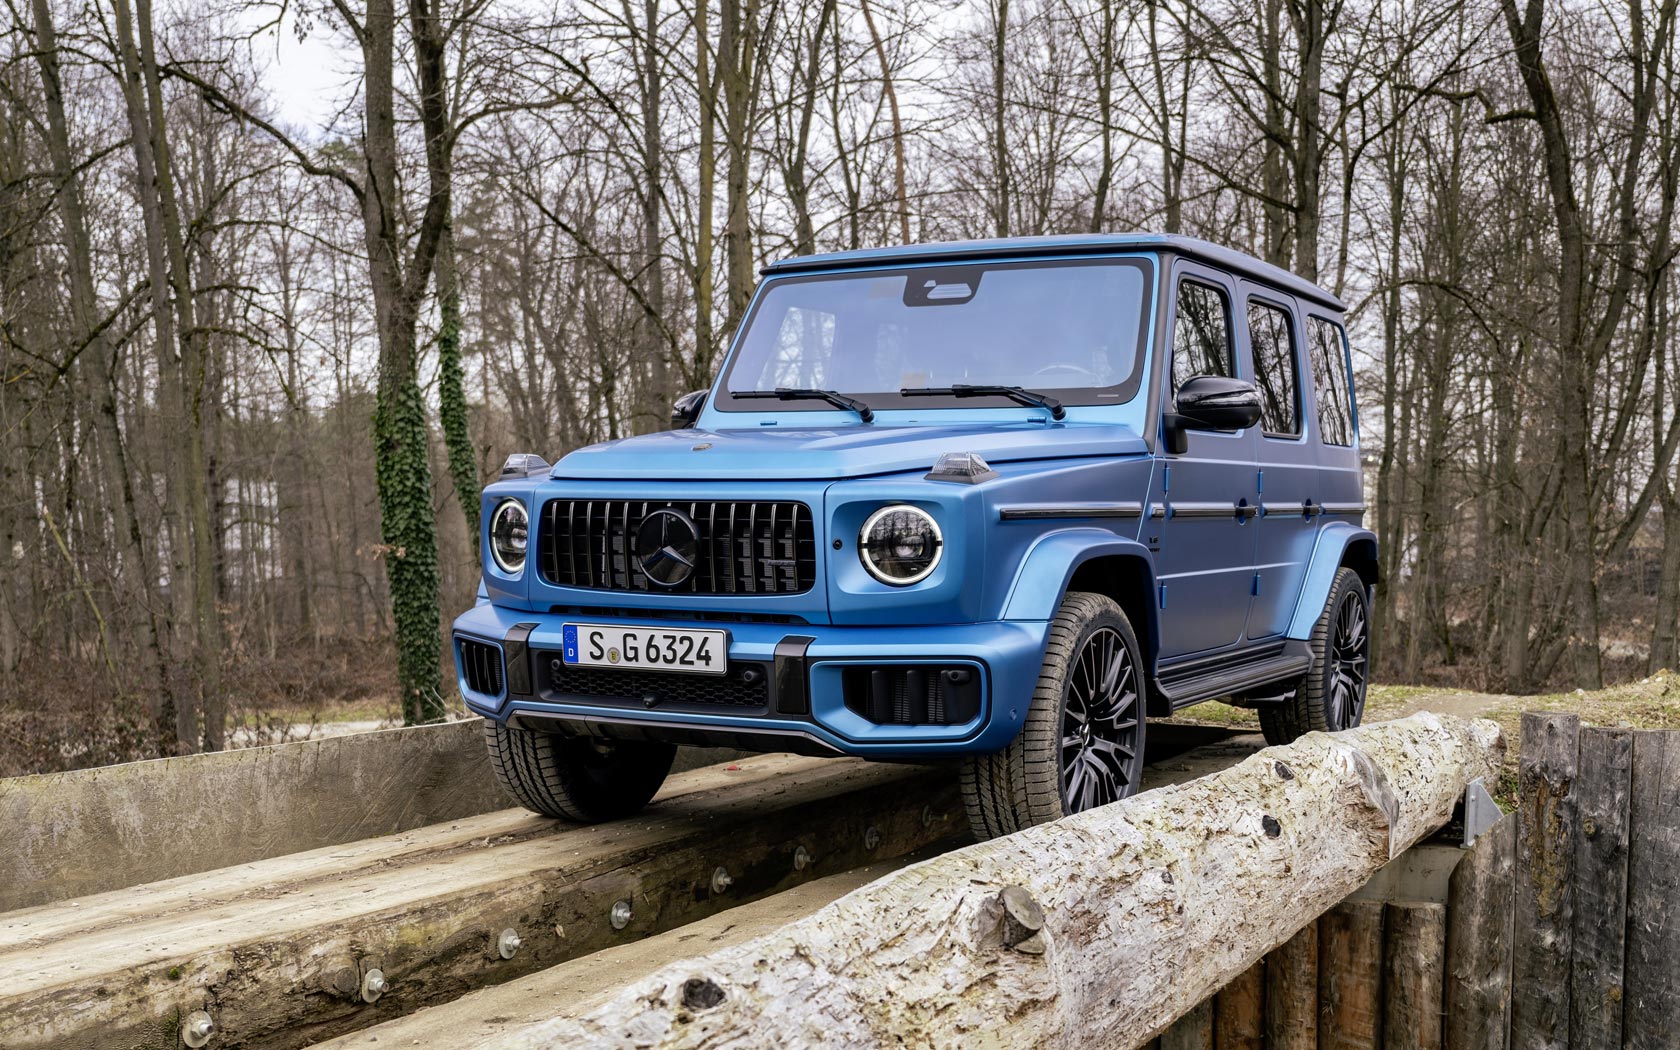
[1264,922,1319,1050]
[1445,816,1516,1050]
[1623,729,1680,1050]
[1162,998,1215,1050]
[1319,900,1386,1050]
[1214,960,1264,1050]
[0,754,959,1050]
[497,713,1503,1049]
[1568,727,1633,1050]
[1383,902,1446,1050]
[1509,711,1578,1050]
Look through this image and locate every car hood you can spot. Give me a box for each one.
[551,421,1150,481]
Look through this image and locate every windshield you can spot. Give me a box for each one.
[716,257,1154,413]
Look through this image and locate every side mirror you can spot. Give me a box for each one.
[671,389,707,429]
[1163,375,1262,454]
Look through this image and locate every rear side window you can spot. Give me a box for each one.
[1171,279,1233,399]
[1246,299,1300,437]
[1307,317,1354,446]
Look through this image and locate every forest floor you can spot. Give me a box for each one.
[1171,668,1680,804]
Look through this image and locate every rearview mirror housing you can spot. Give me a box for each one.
[671,389,708,429]
[1163,375,1263,453]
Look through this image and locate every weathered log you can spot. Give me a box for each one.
[495,713,1503,1049]
[1568,727,1632,1050]
[1510,712,1578,1050]
[1319,900,1385,1050]
[1444,816,1515,1050]
[1383,902,1445,1050]
[1264,923,1319,1050]
[1623,729,1680,1050]
[1213,960,1263,1050]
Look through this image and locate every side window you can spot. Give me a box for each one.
[1307,317,1354,446]
[1171,279,1233,399]
[1246,299,1301,437]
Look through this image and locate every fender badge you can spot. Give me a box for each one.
[691,442,712,451]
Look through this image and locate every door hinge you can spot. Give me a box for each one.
[1252,573,1262,596]
[1158,583,1168,609]
[1257,469,1264,493]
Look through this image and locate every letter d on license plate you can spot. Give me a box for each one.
[562,624,729,675]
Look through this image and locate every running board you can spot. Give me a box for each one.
[1152,642,1314,711]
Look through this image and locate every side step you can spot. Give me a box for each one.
[1153,641,1314,710]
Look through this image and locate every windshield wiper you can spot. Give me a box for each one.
[901,384,1066,420]
[735,387,875,423]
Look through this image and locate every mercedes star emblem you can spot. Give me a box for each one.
[635,508,700,587]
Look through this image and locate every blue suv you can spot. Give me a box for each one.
[452,234,1376,840]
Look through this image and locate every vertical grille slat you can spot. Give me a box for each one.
[537,499,815,595]
[458,639,504,697]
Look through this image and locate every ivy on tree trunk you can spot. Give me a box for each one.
[375,379,445,724]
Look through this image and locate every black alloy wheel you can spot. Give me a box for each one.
[1061,626,1145,813]
[1327,588,1369,729]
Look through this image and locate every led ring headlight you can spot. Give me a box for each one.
[859,505,943,585]
[489,498,529,574]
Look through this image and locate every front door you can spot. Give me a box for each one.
[1150,261,1259,659]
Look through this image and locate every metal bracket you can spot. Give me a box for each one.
[1461,778,1500,848]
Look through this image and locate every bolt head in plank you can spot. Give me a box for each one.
[180,1011,215,1048]
[711,867,734,894]
[864,825,881,850]
[499,928,523,960]
[361,968,388,1004]
[610,899,633,930]
[794,846,812,871]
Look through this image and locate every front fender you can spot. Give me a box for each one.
[1287,523,1378,639]
[1000,528,1158,623]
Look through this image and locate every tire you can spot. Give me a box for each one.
[482,720,676,822]
[961,592,1148,841]
[1259,566,1370,746]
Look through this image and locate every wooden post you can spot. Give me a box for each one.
[1214,960,1264,1050]
[1445,816,1515,1050]
[1623,729,1680,1050]
[1265,923,1319,1050]
[1319,900,1386,1049]
[1569,727,1632,1049]
[1161,998,1215,1050]
[1510,712,1578,1050]
[1383,902,1446,1050]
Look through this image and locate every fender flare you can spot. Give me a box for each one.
[1286,522,1379,640]
[1000,529,1160,651]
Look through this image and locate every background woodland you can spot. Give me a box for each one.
[3,0,1679,772]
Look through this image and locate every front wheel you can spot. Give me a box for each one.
[483,720,675,822]
[1259,566,1370,746]
[961,592,1148,841]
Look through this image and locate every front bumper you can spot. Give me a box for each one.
[451,602,1048,758]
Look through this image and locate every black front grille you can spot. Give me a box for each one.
[539,500,815,595]
[842,665,983,726]
[459,639,505,697]
[541,653,771,712]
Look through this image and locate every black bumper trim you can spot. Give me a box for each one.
[772,635,816,715]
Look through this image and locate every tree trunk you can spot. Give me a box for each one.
[511,714,1504,1048]
[860,0,910,243]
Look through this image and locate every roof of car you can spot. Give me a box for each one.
[761,233,1346,311]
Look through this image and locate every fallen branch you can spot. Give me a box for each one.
[496,713,1504,1049]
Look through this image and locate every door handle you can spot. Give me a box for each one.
[1234,499,1257,522]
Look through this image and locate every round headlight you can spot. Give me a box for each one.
[489,499,529,574]
[858,505,943,585]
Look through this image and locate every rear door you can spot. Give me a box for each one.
[1242,288,1316,639]
[1149,261,1259,659]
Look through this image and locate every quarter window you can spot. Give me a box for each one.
[1307,317,1354,446]
[1171,279,1233,400]
[1246,300,1301,437]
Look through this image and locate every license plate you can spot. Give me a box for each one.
[561,624,728,676]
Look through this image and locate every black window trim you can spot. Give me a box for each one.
[1243,290,1306,442]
